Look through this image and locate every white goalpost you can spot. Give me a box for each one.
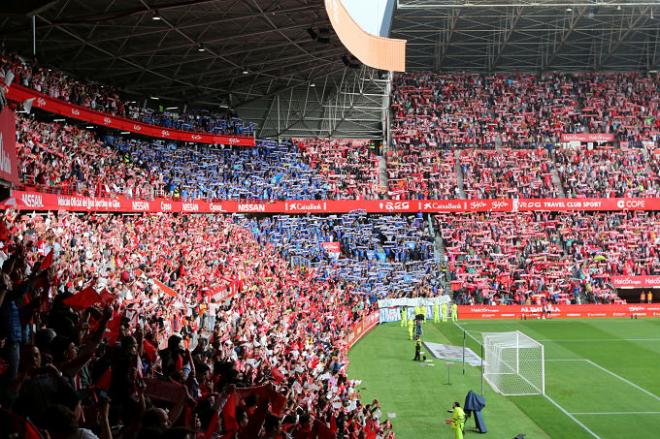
[482,331,545,396]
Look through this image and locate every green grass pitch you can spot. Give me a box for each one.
[347,318,660,439]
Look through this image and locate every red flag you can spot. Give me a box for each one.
[99,289,115,306]
[153,279,177,297]
[222,392,239,435]
[63,285,101,310]
[39,250,54,271]
[0,221,10,241]
[270,391,287,417]
[104,311,122,344]
[205,408,219,439]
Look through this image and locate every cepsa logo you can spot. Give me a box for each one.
[227,137,240,145]
[379,201,410,212]
[103,117,112,125]
[191,135,202,141]
[36,98,47,108]
[71,108,80,115]
[160,201,173,211]
[209,203,227,212]
[21,193,43,208]
[133,125,142,131]
[161,130,171,137]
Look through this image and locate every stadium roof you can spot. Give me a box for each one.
[392,0,660,72]
[2,0,658,138]
[1,0,388,138]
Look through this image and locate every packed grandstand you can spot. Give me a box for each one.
[0,2,659,439]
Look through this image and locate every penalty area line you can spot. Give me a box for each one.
[570,411,660,416]
[544,394,602,439]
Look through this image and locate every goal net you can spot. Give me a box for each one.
[482,331,545,396]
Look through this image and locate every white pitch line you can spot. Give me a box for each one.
[544,394,602,439]
[547,358,660,402]
[583,359,660,402]
[571,412,660,416]
[538,338,660,342]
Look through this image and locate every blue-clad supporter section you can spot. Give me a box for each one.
[105,137,333,200]
[240,213,444,299]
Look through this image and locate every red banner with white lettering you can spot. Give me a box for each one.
[560,133,615,143]
[458,303,660,319]
[321,242,341,257]
[0,109,18,184]
[6,84,255,147]
[3,191,660,214]
[610,276,660,289]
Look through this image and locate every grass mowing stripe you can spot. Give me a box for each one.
[582,359,660,402]
[544,394,602,439]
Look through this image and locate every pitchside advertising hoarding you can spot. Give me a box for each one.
[5,190,660,214]
[458,303,660,319]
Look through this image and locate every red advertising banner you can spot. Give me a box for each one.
[3,190,660,214]
[560,133,615,143]
[6,84,255,147]
[610,276,660,289]
[0,109,18,184]
[345,312,380,349]
[458,303,660,320]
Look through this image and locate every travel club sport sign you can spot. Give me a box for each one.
[6,190,660,214]
[6,84,255,147]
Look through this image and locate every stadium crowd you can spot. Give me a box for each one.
[0,211,394,439]
[554,146,658,198]
[241,213,442,298]
[295,139,383,200]
[438,211,659,306]
[109,138,334,200]
[392,71,659,149]
[14,114,659,203]
[16,117,157,199]
[459,148,561,199]
[0,52,254,136]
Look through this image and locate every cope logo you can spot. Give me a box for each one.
[616,199,645,209]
